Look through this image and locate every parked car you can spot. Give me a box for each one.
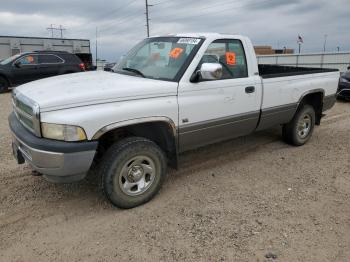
[338,70,350,100]
[104,62,116,72]
[9,33,339,208]
[0,51,85,93]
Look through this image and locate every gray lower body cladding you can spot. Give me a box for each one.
[178,111,260,152]
[256,103,298,131]
[178,94,336,152]
[323,94,337,111]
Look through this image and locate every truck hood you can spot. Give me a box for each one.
[15,71,178,112]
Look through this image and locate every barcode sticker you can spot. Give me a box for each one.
[177,38,201,45]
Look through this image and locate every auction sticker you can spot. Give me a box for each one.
[169,48,184,59]
[177,38,201,45]
[226,52,236,65]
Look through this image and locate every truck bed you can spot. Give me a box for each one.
[258,64,339,79]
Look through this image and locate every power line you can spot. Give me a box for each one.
[151,0,241,20]
[90,0,277,42]
[98,8,144,33]
[81,0,235,37]
[152,0,173,6]
[151,0,278,24]
[94,0,139,22]
[72,0,140,34]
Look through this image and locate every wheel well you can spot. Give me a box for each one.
[299,92,323,125]
[96,121,178,169]
[0,74,10,86]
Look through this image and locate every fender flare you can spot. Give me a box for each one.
[297,88,325,106]
[92,116,177,140]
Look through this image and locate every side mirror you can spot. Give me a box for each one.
[14,61,21,68]
[198,63,223,81]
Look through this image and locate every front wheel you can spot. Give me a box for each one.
[0,77,9,93]
[99,137,167,209]
[282,104,315,146]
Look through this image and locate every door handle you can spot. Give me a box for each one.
[245,86,255,93]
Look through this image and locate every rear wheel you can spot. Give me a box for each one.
[99,137,167,209]
[0,77,9,93]
[283,104,315,146]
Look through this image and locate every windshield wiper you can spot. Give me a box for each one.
[122,67,145,78]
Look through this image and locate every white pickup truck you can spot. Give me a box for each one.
[9,33,339,208]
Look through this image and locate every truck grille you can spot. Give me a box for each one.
[12,90,41,136]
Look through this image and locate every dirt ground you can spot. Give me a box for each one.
[0,92,349,262]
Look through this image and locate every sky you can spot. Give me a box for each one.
[0,0,349,62]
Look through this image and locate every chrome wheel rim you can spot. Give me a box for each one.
[297,114,311,139]
[118,155,156,196]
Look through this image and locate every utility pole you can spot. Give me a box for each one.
[46,24,66,38]
[47,24,54,38]
[58,25,66,38]
[95,27,98,69]
[323,34,328,53]
[297,35,303,54]
[145,0,153,37]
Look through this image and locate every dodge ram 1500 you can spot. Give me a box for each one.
[9,33,339,208]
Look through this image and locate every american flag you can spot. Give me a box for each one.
[297,35,304,43]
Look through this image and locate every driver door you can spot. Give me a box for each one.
[12,54,39,85]
[178,39,261,152]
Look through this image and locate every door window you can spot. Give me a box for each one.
[199,39,248,79]
[39,55,63,64]
[17,55,38,65]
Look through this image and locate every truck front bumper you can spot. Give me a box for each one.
[9,112,98,183]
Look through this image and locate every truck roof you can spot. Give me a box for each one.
[153,32,245,40]
[150,33,248,44]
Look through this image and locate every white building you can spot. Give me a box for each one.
[0,35,91,61]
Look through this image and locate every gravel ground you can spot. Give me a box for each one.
[0,92,349,262]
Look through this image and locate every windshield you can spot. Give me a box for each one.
[0,54,21,65]
[114,37,203,81]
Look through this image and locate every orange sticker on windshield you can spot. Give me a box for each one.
[226,52,236,65]
[169,48,184,59]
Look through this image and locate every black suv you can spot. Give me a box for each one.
[338,69,350,101]
[0,51,85,93]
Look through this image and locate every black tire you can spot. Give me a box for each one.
[99,137,167,209]
[0,77,9,93]
[282,104,316,146]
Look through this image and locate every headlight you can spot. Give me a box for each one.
[340,77,349,83]
[41,123,87,141]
